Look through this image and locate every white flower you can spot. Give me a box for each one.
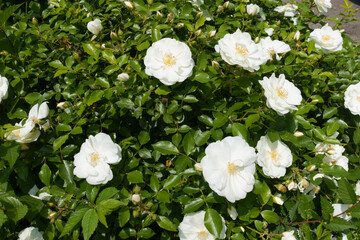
[274,3,298,17]
[256,136,292,178]
[356,180,360,196]
[294,31,300,41]
[28,185,52,201]
[315,140,349,171]
[281,230,296,240]
[25,102,49,130]
[215,29,267,72]
[259,73,302,115]
[124,1,135,9]
[313,173,325,181]
[178,211,226,240]
[87,19,102,35]
[308,25,343,53]
[73,133,122,185]
[332,203,351,221]
[314,0,332,13]
[264,28,274,36]
[273,196,284,205]
[144,38,195,86]
[227,206,238,220]
[201,136,257,203]
[247,4,260,16]
[56,102,68,109]
[287,181,297,191]
[131,194,141,204]
[18,227,44,240]
[117,73,130,82]
[259,37,291,61]
[344,82,360,115]
[6,122,41,143]
[0,75,9,103]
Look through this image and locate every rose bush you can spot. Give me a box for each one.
[0,0,360,239]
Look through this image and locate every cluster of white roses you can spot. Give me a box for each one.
[6,102,49,144]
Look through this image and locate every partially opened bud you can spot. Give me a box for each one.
[294,30,300,41]
[124,1,135,9]
[131,194,141,204]
[117,73,130,82]
[294,131,304,137]
[306,165,316,172]
[194,163,202,172]
[273,196,284,205]
[32,17,38,25]
[195,29,202,36]
[223,1,229,8]
[57,102,69,109]
[208,30,216,37]
[110,31,118,40]
[156,11,163,19]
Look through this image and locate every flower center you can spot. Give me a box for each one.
[163,54,176,66]
[235,43,249,56]
[197,230,209,240]
[227,162,239,174]
[357,96,360,102]
[331,160,337,165]
[321,35,331,42]
[270,150,279,163]
[90,152,100,166]
[31,117,40,124]
[276,87,288,98]
[14,130,21,137]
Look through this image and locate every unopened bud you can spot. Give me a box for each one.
[117,73,130,82]
[152,214,158,220]
[294,131,304,137]
[194,163,202,172]
[177,23,184,28]
[223,1,230,8]
[167,13,175,22]
[156,11,163,19]
[134,185,141,194]
[118,29,123,36]
[131,194,141,204]
[339,29,345,33]
[275,184,287,193]
[294,31,300,41]
[208,30,216,37]
[110,31,117,40]
[124,1,135,9]
[57,102,69,109]
[240,226,245,232]
[133,210,139,217]
[311,99,319,104]
[146,202,153,208]
[276,20,281,26]
[195,29,202,36]
[48,211,57,219]
[273,196,284,205]
[217,5,224,13]
[262,221,268,229]
[306,165,316,172]
[287,181,297,191]
[227,206,238,220]
[196,11,203,18]
[300,178,310,189]
[147,0,153,4]
[254,36,260,43]
[32,17,38,25]
[73,52,80,60]
[211,60,219,69]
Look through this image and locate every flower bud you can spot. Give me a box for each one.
[110,31,118,40]
[134,185,141,194]
[293,131,304,137]
[223,1,229,8]
[196,11,203,18]
[262,221,268,229]
[146,202,153,208]
[117,73,130,82]
[314,185,321,194]
[133,210,139,217]
[311,99,319,104]
[227,206,238,220]
[240,226,245,232]
[208,30,216,37]
[124,1,135,9]
[194,163,202,172]
[177,23,184,28]
[147,0,153,4]
[167,13,175,22]
[195,29,202,36]
[118,29,123,36]
[48,211,57,219]
[247,4,260,16]
[211,60,220,69]
[151,214,158,220]
[131,194,141,204]
[306,165,316,172]
[275,184,287,193]
[32,17,38,25]
[273,196,284,205]
[217,5,224,13]
[156,11,163,19]
[294,31,300,41]
[339,29,345,33]
[287,181,297,191]
[254,36,260,43]
[57,102,69,109]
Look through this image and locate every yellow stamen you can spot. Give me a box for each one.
[321,35,330,42]
[270,150,279,163]
[235,43,249,56]
[276,87,288,98]
[227,163,239,174]
[90,152,100,166]
[357,96,360,102]
[163,54,176,66]
[14,130,20,137]
[197,230,209,240]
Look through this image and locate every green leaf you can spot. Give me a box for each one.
[213,115,228,128]
[353,128,360,145]
[261,210,279,223]
[348,204,360,218]
[156,216,177,231]
[163,175,181,190]
[150,175,160,192]
[127,170,144,183]
[155,85,171,95]
[137,41,150,51]
[327,121,339,136]
[0,209,6,228]
[49,60,65,69]
[102,50,116,64]
[86,90,103,106]
[245,114,260,128]
[60,207,90,238]
[324,217,357,231]
[96,187,118,204]
[2,196,28,223]
[82,209,98,240]
[0,4,22,27]
[195,17,206,30]
[39,163,51,186]
[96,77,110,88]
[253,180,271,205]
[320,196,333,221]
[183,198,204,213]
[59,160,74,185]
[103,65,120,75]
[232,123,247,139]
[307,40,315,54]
[152,141,179,155]
[194,130,210,146]
[338,178,356,204]
[82,43,99,57]
[204,208,224,238]
[98,199,122,214]
[65,56,75,68]
[118,208,130,227]
[323,107,337,119]
[194,71,210,83]
[182,132,195,155]
[151,28,161,42]
[138,131,150,145]
[0,141,21,168]
[322,165,349,178]
[138,228,155,239]
[24,92,42,104]
[53,135,69,151]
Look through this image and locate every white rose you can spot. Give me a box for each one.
[264,28,274,36]
[215,29,267,72]
[281,230,296,240]
[0,75,9,103]
[131,194,141,204]
[259,73,302,115]
[247,4,260,16]
[144,38,195,86]
[259,37,291,61]
[73,133,122,185]
[18,226,44,240]
[201,136,257,203]
[178,211,226,240]
[356,180,360,196]
[308,25,343,53]
[332,204,351,221]
[315,141,349,171]
[7,122,41,143]
[314,0,332,13]
[87,19,102,35]
[274,3,298,17]
[294,31,300,41]
[344,82,360,115]
[256,136,293,178]
[25,102,49,131]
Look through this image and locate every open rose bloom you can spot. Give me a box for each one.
[344,82,360,115]
[73,133,122,185]
[178,211,226,240]
[259,37,291,61]
[256,136,293,178]
[18,227,44,240]
[215,29,267,72]
[144,38,195,86]
[201,136,257,203]
[314,0,332,13]
[259,73,302,115]
[87,19,102,35]
[308,25,343,53]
